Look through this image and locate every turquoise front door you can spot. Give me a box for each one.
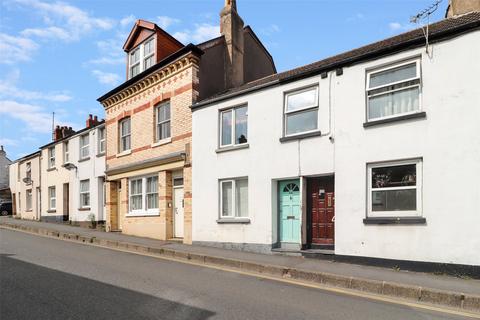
[279,179,301,243]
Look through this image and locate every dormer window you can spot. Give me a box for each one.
[128,37,155,79]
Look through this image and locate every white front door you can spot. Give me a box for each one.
[174,187,184,238]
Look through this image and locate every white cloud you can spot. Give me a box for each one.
[0,69,72,102]
[92,70,121,85]
[14,0,114,42]
[85,37,125,66]
[0,100,59,133]
[120,14,136,27]
[173,23,220,44]
[389,22,415,32]
[0,138,19,147]
[157,16,181,30]
[260,24,280,36]
[21,26,70,41]
[86,57,124,65]
[0,32,38,64]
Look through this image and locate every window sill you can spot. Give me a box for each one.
[96,152,105,158]
[216,218,251,224]
[78,207,91,211]
[279,130,321,143]
[78,157,90,163]
[126,212,160,218]
[363,112,426,128]
[46,167,56,172]
[216,143,249,153]
[26,209,32,212]
[47,209,57,213]
[151,137,172,148]
[116,150,132,158]
[363,217,426,225]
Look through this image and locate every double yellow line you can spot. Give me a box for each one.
[2,226,479,319]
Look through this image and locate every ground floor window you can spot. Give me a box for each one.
[128,175,159,215]
[48,186,56,210]
[367,159,422,217]
[220,178,248,218]
[80,179,90,208]
[26,189,32,211]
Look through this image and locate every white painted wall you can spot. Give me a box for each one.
[39,124,106,223]
[192,30,480,265]
[67,124,106,223]
[9,153,41,220]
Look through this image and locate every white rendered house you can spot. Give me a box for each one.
[191,11,480,269]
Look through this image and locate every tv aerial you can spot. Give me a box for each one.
[410,0,443,54]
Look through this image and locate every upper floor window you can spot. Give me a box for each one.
[48,147,55,168]
[156,102,171,141]
[63,141,69,163]
[366,60,421,121]
[80,134,90,159]
[220,105,248,147]
[119,118,131,152]
[26,162,31,180]
[284,86,319,136]
[367,159,422,217]
[98,127,106,154]
[129,37,155,79]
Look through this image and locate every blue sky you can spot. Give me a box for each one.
[0,0,448,160]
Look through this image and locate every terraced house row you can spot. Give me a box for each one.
[9,0,480,270]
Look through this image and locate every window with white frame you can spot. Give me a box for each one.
[366,60,421,121]
[26,189,32,211]
[220,105,248,147]
[119,118,131,152]
[80,179,90,208]
[80,134,90,159]
[129,37,155,79]
[220,178,248,218]
[26,162,31,181]
[128,175,158,215]
[367,159,422,217]
[48,186,56,210]
[284,86,319,136]
[48,147,55,168]
[156,102,171,141]
[129,48,141,78]
[98,127,105,154]
[64,141,70,163]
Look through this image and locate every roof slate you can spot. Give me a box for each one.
[193,12,480,108]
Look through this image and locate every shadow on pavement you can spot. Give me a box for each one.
[0,254,215,320]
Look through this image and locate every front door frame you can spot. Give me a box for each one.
[173,185,184,238]
[306,174,335,250]
[277,178,302,249]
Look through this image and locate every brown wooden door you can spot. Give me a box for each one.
[308,176,334,246]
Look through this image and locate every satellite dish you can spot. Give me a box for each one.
[22,177,32,184]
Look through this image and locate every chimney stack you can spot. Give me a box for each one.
[446,0,480,17]
[220,0,244,89]
[86,114,100,128]
[53,125,75,141]
[54,125,63,141]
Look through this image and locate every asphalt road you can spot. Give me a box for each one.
[0,229,474,320]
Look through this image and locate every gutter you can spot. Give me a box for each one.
[192,21,480,110]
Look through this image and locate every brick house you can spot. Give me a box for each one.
[98,0,275,243]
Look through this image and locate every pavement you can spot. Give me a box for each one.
[1,216,479,314]
[1,228,475,320]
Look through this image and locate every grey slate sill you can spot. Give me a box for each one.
[96,153,105,158]
[216,144,249,153]
[46,167,56,172]
[216,218,251,224]
[363,112,426,128]
[363,217,426,225]
[78,157,90,163]
[279,131,322,143]
[46,209,57,213]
